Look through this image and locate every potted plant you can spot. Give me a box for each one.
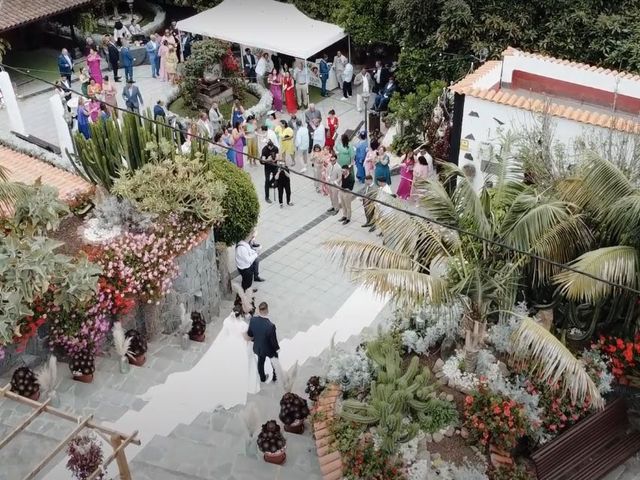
[70,349,96,383]
[10,366,40,400]
[188,311,206,342]
[36,356,62,406]
[66,433,104,480]
[125,329,147,366]
[279,392,310,434]
[257,420,286,465]
[112,322,132,373]
[305,375,325,402]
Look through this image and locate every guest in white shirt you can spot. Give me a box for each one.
[208,102,224,134]
[312,119,326,148]
[235,235,264,292]
[333,51,347,90]
[341,62,354,100]
[294,119,310,172]
[255,53,269,88]
[113,21,131,45]
[266,125,280,150]
[293,61,309,109]
[354,67,372,112]
[197,112,213,139]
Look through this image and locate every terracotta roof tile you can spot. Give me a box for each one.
[0,0,91,33]
[0,146,92,216]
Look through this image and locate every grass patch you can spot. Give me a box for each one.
[168,91,261,122]
[3,48,75,85]
[309,86,325,105]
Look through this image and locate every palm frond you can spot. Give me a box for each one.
[324,239,417,272]
[419,178,458,227]
[512,318,603,409]
[565,150,634,215]
[353,268,451,308]
[451,170,492,238]
[112,321,132,358]
[554,246,638,302]
[603,194,640,242]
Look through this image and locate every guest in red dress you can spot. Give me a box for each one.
[325,109,339,149]
[283,72,297,114]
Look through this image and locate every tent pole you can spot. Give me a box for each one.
[304,58,309,108]
[348,35,351,61]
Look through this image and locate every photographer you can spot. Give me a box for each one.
[260,136,279,204]
[275,159,293,208]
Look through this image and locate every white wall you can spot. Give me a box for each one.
[458,95,616,189]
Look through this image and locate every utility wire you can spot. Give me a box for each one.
[2,62,639,296]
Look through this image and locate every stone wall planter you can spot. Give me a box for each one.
[311,384,344,480]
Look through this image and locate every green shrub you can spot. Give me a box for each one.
[112,155,227,226]
[207,155,260,245]
[10,182,69,236]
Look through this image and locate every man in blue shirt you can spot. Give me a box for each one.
[145,35,159,78]
[319,53,330,98]
[121,41,134,83]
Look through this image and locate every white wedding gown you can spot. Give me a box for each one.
[216,312,273,394]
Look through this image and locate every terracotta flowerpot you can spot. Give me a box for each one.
[189,332,206,342]
[284,420,305,434]
[73,373,94,383]
[489,444,514,467]
[128,354,146,367]
[28,389,41,401]
[263,450,286,465]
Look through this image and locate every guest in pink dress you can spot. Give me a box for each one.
[88,97,101,122]
[269,69,283,112]
[411,154,431,197]
[364,139,378,179]
[158,40,169,81]
[86,47,103,86]
[396,149,416,199]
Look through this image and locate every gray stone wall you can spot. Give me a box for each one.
[158,228,222,333]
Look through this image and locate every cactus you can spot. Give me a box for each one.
[340,338,443,455]
[67,111,206,192]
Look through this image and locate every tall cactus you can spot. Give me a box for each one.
[67,111,181,191]
[340,337,450,455]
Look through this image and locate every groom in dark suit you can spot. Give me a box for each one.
[247,302,279,383]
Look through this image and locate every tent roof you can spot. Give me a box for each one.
[176,0,346,59]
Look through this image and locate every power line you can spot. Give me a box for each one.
[2,62,639,297]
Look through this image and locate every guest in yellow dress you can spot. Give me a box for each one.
[275,119,294,166]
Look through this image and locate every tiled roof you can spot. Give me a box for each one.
[449,52,640,134]
[311,384,343,480]
[0,0,92,33]
[0,146,92,215]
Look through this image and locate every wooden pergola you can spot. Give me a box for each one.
[0,383,140,480]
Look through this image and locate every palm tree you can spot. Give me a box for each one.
[554,151,640,335]
[0,164,26,213]
[325,134,603,406]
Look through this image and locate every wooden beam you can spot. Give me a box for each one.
[22,415,93,480]
[0,384,140,445]
[0,398,51,449]
[87,431,138,480]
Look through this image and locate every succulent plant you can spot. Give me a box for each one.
[305,376,325,402]
[70,350,95,376]
[10,366,40,398]
[125,329,148,358]
[189,312,206,338]
[279,393,310,426]
[257,420,286,454]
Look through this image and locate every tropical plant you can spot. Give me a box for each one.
[125,329,147,358]
[342,437,407,480]
[188,311,206,340]
[340,337,452,454]
[554,151,640,336]
[112,321,132,359]
[112,155,227,226]
[279,392,310,427]
[0,164,28,213]
[66,433,104,480]
[305,375,325,402]
[181,38,230,108]
[207,155,260,245]
[256,420,286,454]
[325,136,600,405]
[7,182,69,236]
[69,349,95,378]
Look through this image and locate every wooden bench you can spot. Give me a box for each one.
[531,397,640,480]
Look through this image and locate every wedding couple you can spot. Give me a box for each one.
[216,293,279,395]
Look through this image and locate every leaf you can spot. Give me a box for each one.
[511,318,604,409]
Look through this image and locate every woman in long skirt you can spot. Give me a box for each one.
[283,72,297,114]
[232,122,245,168]
[86,47,103,86]
[396,149,416,199]
[102,75,118,118]
[269,69,283,112]
[158,40,169,82]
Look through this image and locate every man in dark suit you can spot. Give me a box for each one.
[122,79,144,113]
[57,48,74,83]
[372,60,390,94]
[373,76,397,113]
[107,37,121,82]
[243,48,257,83]
[247,302,279,383]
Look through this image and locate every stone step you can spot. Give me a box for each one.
[168,422,246,453]
[133,433,240,479]
[129,460,211,480]
[230,452,323,480]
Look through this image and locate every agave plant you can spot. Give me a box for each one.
[324,134,602,406]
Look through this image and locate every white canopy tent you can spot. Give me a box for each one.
[176,0,347,60]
